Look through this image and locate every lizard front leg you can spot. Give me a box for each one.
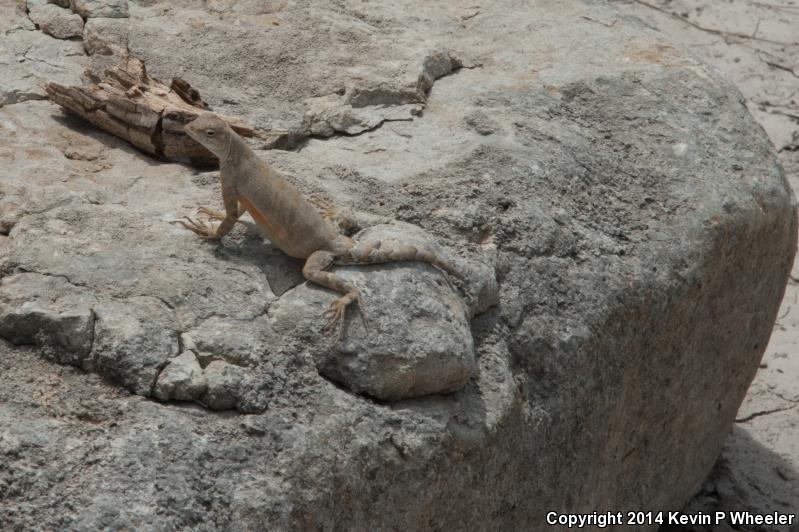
[173,185,242,240]
[197,203,244,222]
[302,250,366,343]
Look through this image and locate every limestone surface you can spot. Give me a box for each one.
[0,6,86,106]
[0,0,795,530]
[82,17,129,55]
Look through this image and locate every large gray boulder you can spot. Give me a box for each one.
[0,0,795,530]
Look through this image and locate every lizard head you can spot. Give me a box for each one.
[184,113,232,159]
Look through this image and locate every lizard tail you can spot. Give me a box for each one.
[344,241,465,280]
[413,249,465,280]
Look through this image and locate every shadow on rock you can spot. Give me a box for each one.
[661,427,799,532]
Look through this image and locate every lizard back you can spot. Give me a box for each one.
[227,155,341,259]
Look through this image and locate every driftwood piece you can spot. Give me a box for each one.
[45,57,253,165]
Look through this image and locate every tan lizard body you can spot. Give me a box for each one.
[175,114,462,340]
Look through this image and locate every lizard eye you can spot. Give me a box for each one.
[206,129,215,137]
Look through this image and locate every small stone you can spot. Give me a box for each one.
[775,465,795,481]
[416,49,461,94]
[28,4,84,39]
[240,417,269,436]
[69,0,129,19]
[201,361,250,411]
[153,351,207,402]
[464,110,499,136]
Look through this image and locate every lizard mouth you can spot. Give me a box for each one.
[179,114,201,137]
[183,123,201,141]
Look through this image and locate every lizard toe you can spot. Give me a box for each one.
[197,206,227,221]
[176,216,218,239]
[322,298,350,343]
[355,293,368,327]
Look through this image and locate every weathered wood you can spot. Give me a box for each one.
[45,56,253,166]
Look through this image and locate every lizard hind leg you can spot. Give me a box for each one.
[302,250,367,343]
[309,197,359,235]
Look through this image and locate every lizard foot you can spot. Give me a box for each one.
[322,291,367,343]
[197,206,227,221]
[171,217,220,240]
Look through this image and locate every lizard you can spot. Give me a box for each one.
[173,113,464,342]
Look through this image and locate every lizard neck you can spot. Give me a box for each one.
[218,129,252,166]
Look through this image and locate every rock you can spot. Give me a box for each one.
[82,17,129,55]
[153,351,207,401]
[48,0,71,7]
[0,273,95,367]
[0,0,796,530]
[92,298,180,396]
[201,360,250,410]
[27,3,84,39]
[269,225,475,400]
[414,48,462,96]
[69,0,129,18]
